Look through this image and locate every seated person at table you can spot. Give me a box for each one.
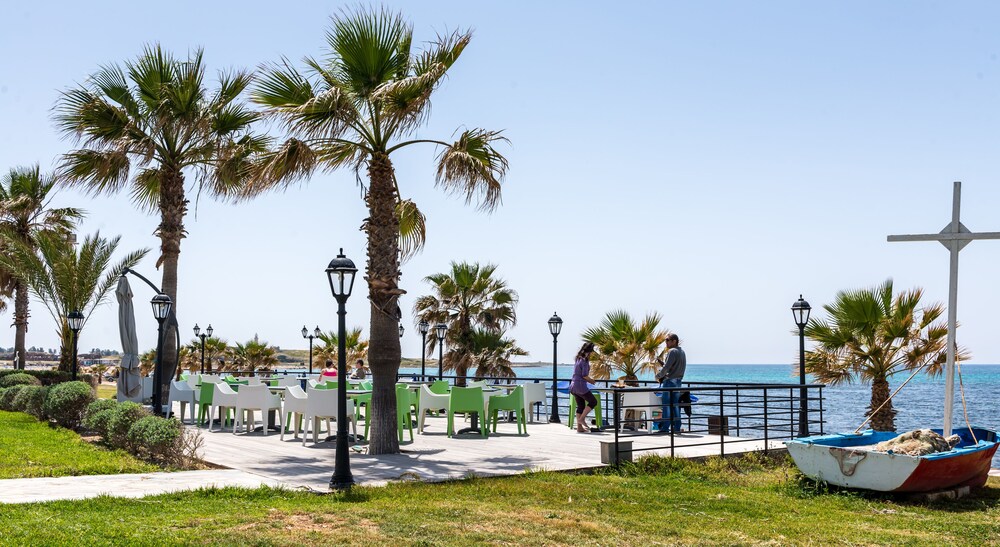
[350,358,368,380]
[320,359,338,380]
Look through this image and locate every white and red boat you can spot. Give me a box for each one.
[785,427,998,492]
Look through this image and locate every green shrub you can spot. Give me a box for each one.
[44,381,95,430]
[13,385,48,419]
[127,416,183,465]
[107,401,151,450]
[83,399,119,437]
[0,385,26,411]
[0,370,97,387]
[0,373,42,388]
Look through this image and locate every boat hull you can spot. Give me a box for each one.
[785,428,998,493]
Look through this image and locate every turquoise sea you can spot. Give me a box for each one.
[400,363,1000,467]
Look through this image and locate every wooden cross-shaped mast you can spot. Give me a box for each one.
[887,181,1000,437]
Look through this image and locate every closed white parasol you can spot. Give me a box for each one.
[116,276,142,402]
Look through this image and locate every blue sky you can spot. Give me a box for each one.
[2,1,1000,364]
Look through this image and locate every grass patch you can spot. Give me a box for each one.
[0,451,996,545]
[95,384,115,399]
[0,411,156,479]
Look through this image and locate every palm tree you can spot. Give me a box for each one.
[805,279,954,431]
[249,8,509,454]
[0,165,83,369]
[182,336,229,375]
[139,348,156,377]
[230,339,279,375]
[314,328,369,371]
[413,262,518,385]
[582,310,670,381]
[54,45,268,399]
[465,328,527,380]
[0,231,148,370]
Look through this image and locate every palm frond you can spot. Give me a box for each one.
[435,128,509,212]
[397,198,426,262]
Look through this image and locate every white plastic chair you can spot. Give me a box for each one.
[307,379,321,389]
[234,384,283,435]
[141,376,153,402]
[467,380,488,389]
[209,383,239,431]
[521,382,548,423]
[621,391,660,431]
[417,384,450,433]
[168,380,197,423]
[302,388,355,446]
[245,377,263,387]
[280,385,308,441]
[277,377,300,388]
[186,374,200,389]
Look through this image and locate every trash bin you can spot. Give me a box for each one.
[600,440,633,464]
[708,415,729,435]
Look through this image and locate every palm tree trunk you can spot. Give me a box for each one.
[156,169,187,408]
[13,280,28,370]
[58,326,72,371]
[867,377,897,432]
[365,154,403,455]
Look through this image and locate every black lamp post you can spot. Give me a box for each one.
[302,325,321,375]
[434,323,447,380]
[548,312,563,423]
[398,323,405,338]
[418,321,429,380]
[326,248,357,491]
[150,293,172,416]
[193,323,213,375]
[792,295,812,438]
[67,310,85,382]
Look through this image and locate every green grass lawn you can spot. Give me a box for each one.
[95,384,115,399]
[0,451,996,545]
[0,411,156,479]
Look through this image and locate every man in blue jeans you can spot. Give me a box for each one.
[654,334,686,433]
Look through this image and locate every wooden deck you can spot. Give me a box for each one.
[192,414,785,491]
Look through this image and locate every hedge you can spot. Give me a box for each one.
[0,370,96,387]
[44,381,95,430]
[0,373,42,388]
[127,416,183,465]
[106,402,151,450]
[0,385,26,411]
[12,385,48,420]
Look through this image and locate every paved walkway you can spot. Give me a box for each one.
[0,470,283,504]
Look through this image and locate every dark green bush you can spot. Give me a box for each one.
[0,370,96,387]
[107,401,151,450]
[0,373,42,388]
[44,381,95,430]
[88,409,118,440]
[127,416,183,465]
[0,385,26,411]
[13,385,48,419]
[83,399,119,437]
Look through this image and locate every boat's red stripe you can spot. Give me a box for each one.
[895,445,999,492]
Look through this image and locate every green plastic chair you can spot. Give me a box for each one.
[352,389,372,428]
[180,371,190,380]
[198,382,234,427]
[360,381,373,390]
[487,386,527,435]
[447,387,487,438]
[568,393,603,429]
[314,381,338,390]
[396,383,414,442]
[197,382,214,425]
[429,380,450,394]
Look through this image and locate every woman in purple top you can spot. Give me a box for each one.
[569,342,598,433]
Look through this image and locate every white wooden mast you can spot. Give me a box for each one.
[887,181,1000,436]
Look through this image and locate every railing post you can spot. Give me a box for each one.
[734,388,741,436]
[719,388,725,457]
[818,386,825,435]
[762,389,769,454]
[789,387,795,438]
[613,388,620,465]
